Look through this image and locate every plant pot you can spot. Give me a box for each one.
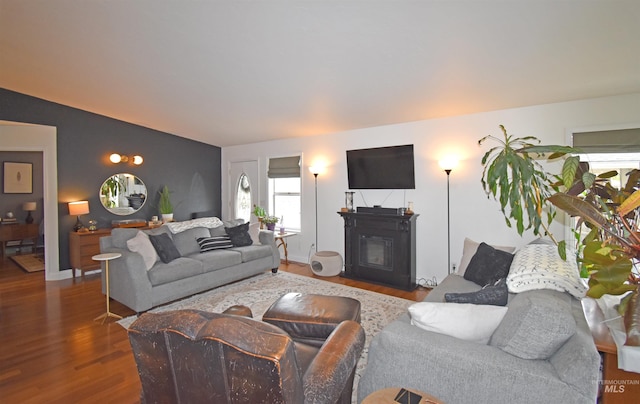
[624,286,640,346]
[162,213,174,223]
[266,223,276,231]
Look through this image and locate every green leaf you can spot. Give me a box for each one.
[562,156,580,188]
[557,240,567,260]
[581,172,596,190]
[597,170,618,179]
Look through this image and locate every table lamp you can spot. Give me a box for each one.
[68,201,90,231]
[23,201,36,224]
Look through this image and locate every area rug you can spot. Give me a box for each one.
[10,253,45,273]
[118,271,414,401]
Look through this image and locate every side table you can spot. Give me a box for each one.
[274,232,297,264]
[583,298,640,403]
[92,252,122,324]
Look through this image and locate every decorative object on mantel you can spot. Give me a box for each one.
[68,201,90,232]
[345,191,355,212]
[158,185,173,222]
[479,125,640,346]
[405,201,414,215]
[22,202,36,224]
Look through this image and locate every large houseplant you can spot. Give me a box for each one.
[158,185,174,222]
[480,125,639,345]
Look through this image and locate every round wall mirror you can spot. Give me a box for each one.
[100,173,147,215]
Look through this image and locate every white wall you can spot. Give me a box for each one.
[222,93,640,284]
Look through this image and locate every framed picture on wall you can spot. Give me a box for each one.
[3,162,33,194]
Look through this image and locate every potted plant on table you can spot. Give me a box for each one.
[158,185,174,222]
[479,125,640,345]
[253,205,266,228]
[262,215,279,231]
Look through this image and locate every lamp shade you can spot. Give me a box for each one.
[68,201,90,216]
[439,157,459,171]
[22,201,37,211]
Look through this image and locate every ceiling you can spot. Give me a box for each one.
[1,1,639,147]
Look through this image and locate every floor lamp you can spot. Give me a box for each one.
[310,167,319,251]
[440,158,457,275]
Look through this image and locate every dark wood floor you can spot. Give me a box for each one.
[0,257,429,402]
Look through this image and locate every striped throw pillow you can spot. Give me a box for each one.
[197,236,233,252]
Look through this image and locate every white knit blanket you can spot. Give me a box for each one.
[507,244,587,298]
[165,217,223,234]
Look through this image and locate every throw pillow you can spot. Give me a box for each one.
[445,278,508,306]
[464,242,514,286]
[225,222,253,247]
[197,236,233,252]
[149,233,181,264]
[489,290,576,359]
[126,230,158,270]
[408,302,508,344]
[507,244,587,298]
[456,238,516,276]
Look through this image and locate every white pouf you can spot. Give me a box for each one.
[310,251,343,277]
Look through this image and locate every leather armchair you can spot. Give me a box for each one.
[128,309,365,404]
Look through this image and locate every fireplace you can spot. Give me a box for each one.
[338,211,418,290]
[359,235,394,270]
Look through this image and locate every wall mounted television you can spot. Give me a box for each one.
[346,144,416,189]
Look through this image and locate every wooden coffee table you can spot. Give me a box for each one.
[363,387,443,404]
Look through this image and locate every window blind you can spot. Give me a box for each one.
[573,128,640,153]
[268,156,301,178]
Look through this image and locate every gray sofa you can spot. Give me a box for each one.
[357,274,600,404]
[99,220,280,313]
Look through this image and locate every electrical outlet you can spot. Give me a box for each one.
[452,263,457,273]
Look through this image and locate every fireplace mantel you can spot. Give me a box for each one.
[338,211,418,290]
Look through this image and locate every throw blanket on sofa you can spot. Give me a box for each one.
[507,244,587,298]
[165,217,224,234]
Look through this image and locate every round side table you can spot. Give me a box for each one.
[92,252,122,324]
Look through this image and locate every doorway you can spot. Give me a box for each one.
[0,121,60,280]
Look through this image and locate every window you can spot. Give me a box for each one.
[570,128,640,240]
[268,156,301,232]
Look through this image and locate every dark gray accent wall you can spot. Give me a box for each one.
[0,88,222,271]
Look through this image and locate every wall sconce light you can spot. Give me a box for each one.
[22,201,36,224]
[110,153,144,165]
[68,201,90,232]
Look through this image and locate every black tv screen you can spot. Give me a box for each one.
[346,144,416,189]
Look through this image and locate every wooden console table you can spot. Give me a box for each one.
[582,298,640,403]
[69,229,112,278]
[0,223,39,258]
